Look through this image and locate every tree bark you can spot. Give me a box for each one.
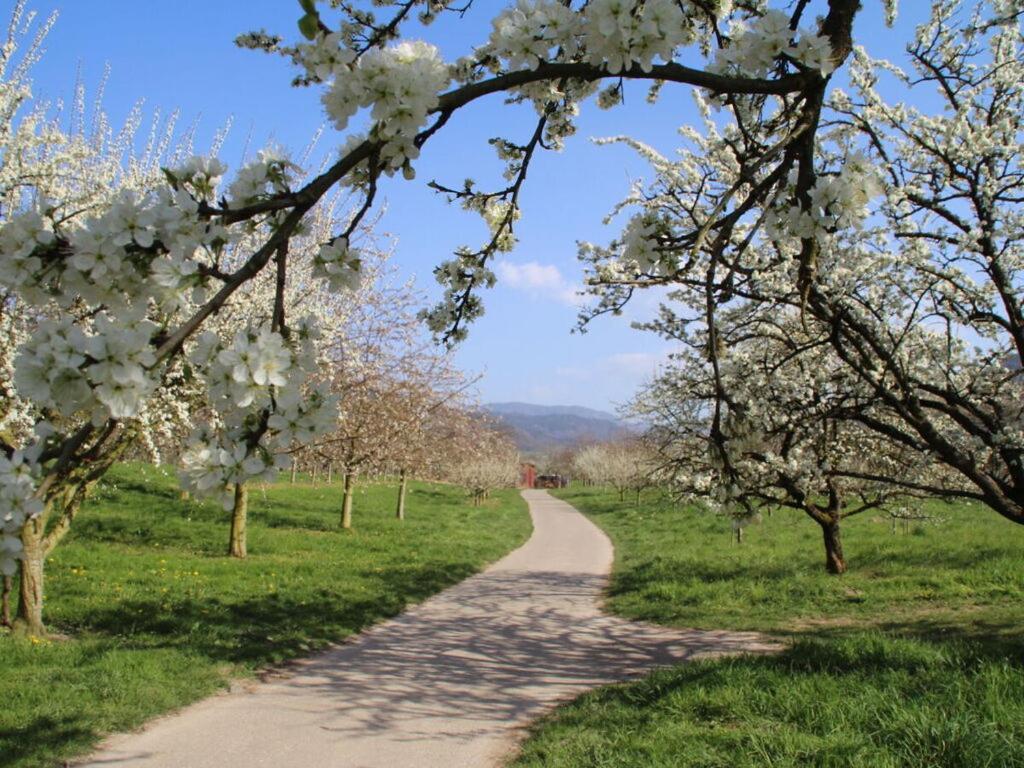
[15,520,45,636]
[341,472,354,529]
[290,458,298,484]
[734,524,743,544]
[396,468,408,520]
[312,464,319,487]
[1,575,11,629]
[635,488,641,507]
[819,518,846,574]
[228,483,248,558]
[327,463,333,484]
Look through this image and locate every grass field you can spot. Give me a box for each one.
[512,487,1024,768]
[0,463,531,768]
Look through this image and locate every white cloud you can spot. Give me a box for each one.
[604,351,668,375]
[494,259,583,306]
[553,349,672,402]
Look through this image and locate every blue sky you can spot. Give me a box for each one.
[20,0,920,412]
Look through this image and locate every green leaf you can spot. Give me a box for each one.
[298,12,320,40]
[298,0,316,13]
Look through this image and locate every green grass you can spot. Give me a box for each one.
[511,487,1024,768]
[0,463,531,768]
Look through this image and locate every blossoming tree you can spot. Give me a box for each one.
[581,0,1023,531]
[571,439,660,504]
[447,419,521,506]
[630,307,961,572]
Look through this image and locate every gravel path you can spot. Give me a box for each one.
[79,490,777,768]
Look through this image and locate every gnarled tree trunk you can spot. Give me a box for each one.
[228,483,248,558]
[818,518,846,574]
[15,519,45,636]
[396,468,408,520]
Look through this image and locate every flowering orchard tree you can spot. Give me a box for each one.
[0,0,903,635]
[571,439,660,504]
[580,1,1023,530]
[307,263,468,527]
[446,420,521,506]
[0,7,371,627]
[0,2,235,629]
[630,307,961,572]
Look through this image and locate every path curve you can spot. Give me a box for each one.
[80,490,776,768]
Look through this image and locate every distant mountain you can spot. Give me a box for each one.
[486,402,620,422]
[485,402,631,455]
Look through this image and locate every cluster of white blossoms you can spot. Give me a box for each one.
[767,156,883,245]
[181,319,337,506]
[582,0,690,74]
[618,213,673,275]
[313,237,362,292]
[228,149,298,206]
[487,0,581,70]
[488,0,697,75]
[319,40,450,174]
[714,9,835,77]
[0,451,43,577]
[13,314,159,422]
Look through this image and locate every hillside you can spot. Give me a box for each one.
[485,402,631,455]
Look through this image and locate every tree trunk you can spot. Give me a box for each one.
[619,488,625,502]
[820,518,846,574]
[734,524,743,544]
[15,521,45,636]
[290,458,298,484]
[312,464,319,487]
[228,483,248,558]
[341,472,354,529]
[396,468,408,520]
[327,463,333,484]
[635,488,641,507]
[1,575,11,629]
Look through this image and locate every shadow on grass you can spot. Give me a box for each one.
[610,558,800,592]
[517,632,1024,758]
[0,715,94,768]
[74,560,485,666]
[792,617,1024,660]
